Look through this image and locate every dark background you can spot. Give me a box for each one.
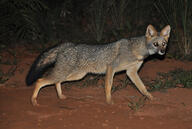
[0,0,192,59]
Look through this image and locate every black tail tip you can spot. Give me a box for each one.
[25,74,35,86]
[25,78,34,86]
[25,69,39,86]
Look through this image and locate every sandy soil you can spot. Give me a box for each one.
[1,47,192,129]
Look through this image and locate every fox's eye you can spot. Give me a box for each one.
[162,42,166,46]
[153,42,159,47]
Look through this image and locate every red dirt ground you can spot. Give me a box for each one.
[1,47,192,129]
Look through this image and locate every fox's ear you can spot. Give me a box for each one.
[160,25,171,41]
[145,24,157,40]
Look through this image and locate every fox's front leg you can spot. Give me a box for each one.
[126,68,154,100]
[105,65,115,104]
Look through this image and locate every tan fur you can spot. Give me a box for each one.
[66,72,87,81]
[105,65,115,104]
[132,50,144,61]
[56,82,66,99]
[126,61,153,99]
[31,78,53,106]
[160,25,171,42]
[31,79,66,106]
[145,24,158,41]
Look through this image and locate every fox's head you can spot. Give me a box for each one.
[145,24,171,55]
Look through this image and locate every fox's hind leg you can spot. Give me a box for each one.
[56,82,66,100]
[31,78,53,106]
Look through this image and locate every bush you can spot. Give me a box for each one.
[0,0,49,43]
[148,69,192,91]
[154,0,192,58]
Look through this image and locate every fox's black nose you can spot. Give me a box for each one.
[160,49,165,54]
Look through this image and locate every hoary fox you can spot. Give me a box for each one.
[26,25,171,106]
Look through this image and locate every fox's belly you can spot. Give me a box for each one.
[89,65,107,74]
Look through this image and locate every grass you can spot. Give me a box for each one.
[127,96,147,111]
[111,76,131,93]
[79,75,103,88]
[0,49,18,85]
[0,66,17,84]
[147,69,192,91]
[126,68,192,111]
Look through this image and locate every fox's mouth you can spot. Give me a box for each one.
[158,49,165,55]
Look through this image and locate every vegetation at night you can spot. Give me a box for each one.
[0,0,191,58]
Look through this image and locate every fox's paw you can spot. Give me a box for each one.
[145,93,154,101]
[106,98,114,105]
[146,94,159,101]
[149,96,159,101]
[31,98,40,107]
[148,95,154,100]
[59,94,67,100]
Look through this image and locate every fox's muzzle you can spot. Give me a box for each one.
[158,48,166,55]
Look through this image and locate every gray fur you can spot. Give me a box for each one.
[27,34,169,84]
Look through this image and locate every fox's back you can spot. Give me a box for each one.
[56,41,121,74]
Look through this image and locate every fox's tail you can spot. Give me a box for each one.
[26,45,59,86]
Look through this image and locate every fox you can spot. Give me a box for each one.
[26,24,171,106]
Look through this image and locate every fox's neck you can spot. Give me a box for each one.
[130,36,150,61]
